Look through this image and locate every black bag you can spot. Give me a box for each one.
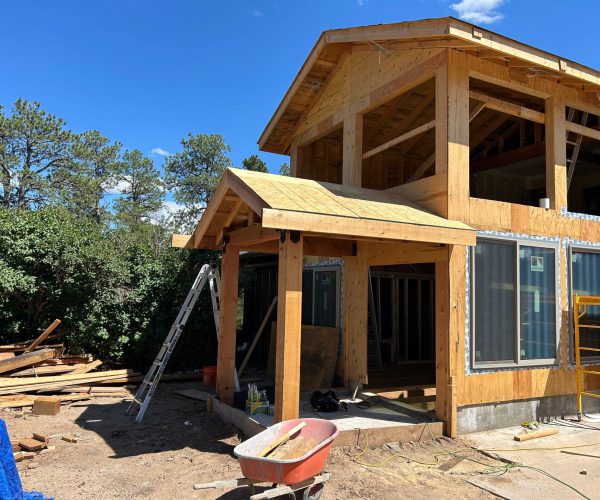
[309,390,346,412]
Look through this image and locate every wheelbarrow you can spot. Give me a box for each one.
[193,418,338,499]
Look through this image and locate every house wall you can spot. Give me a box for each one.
[285,46,600,434]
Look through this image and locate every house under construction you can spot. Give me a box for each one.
[173,17,600,437]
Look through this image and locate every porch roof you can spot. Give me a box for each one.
[175,168,475,249]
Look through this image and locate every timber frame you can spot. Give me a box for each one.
[179,17,600,436]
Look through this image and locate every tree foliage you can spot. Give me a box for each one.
[242,154,268,173]
[164,133,232,230]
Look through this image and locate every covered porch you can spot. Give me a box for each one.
[174,167,475,435]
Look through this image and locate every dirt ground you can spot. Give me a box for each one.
[3,382,507,499]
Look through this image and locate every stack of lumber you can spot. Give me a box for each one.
[0,320,139,409]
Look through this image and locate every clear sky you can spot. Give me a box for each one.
[2,0,599,174]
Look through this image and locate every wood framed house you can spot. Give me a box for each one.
[174,17,600,436]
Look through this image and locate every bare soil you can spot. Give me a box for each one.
[3,382,501,499]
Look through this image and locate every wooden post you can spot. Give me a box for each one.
[274,231,303,422]
[343,113,363,187]
[436,50,470,220]
[435,245,465,438]
[546,95,567,210]
[216,245,239,406]
[343,242,369,389]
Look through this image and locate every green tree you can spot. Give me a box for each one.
[112,149,164,228]
[164,133,231,230]
[242,154,268,173]
[279,162,290,176]
[54,130,121,222]
[0,99,73,209]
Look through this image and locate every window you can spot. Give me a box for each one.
[570,249,600,360]
[301,267,340,328]
[472,238,558,367]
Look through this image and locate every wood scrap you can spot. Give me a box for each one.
[0,353,15,360]
[62,435,78,443]
[32,433,49,444]
[14,451,35,462]
[24,319,61,353]
[0,349,59,375]
[70,359,103,374]
[514,427,559,441]
[32,396,62,415]
[257,422,306,458]
[269,437,319,460]
[18,438,46,451]
[0,394,89,408]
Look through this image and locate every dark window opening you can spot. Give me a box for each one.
[298,127,343,184]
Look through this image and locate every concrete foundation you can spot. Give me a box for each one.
[458,394,600,434]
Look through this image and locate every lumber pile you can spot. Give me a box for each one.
[0,319,139,409]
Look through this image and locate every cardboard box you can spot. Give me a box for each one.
[245,400,269,416]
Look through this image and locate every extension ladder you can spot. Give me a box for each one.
[126,263,239,423]
[367,270,383,372]
[566,108,589,190]
[573,294,600,420]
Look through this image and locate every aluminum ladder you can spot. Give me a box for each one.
[566,108,589,190]
[367,270,383,372]
[126,263,239,423]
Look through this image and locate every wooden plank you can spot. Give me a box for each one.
[343,243,368,388]
[215,245,239,406]
[565,120,600,141]
[342,113,363,187]
[546,95,567,210]
[0,349,57,375]
[514,427,559,441]
[70,359,102,375]
[226,225,278,247]
[261,209,476,247]
[366,242,447,266]
[18,438,46,451]
[24,320,61,353]
[303,237,354,257]
[469,90,545,124]
[216,198,243,245]
[238,296,278,377]
[362,120,435,160]
[256,421,306,457]
[274,232,303,422]
[171,234,192,248]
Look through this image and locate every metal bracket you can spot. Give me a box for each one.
[352,241,358,256]
[290,230,301,243]
[279,229,286,244]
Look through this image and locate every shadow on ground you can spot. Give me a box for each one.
[74,382,240,459]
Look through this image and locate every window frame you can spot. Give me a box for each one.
[303,265,341,328]
[471,236,560,369]
[569,245,600,364]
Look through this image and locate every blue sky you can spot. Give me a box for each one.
[2,0,599,176]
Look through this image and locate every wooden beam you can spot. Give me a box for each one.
[216,199,243,246]
[469,90,545,124]
[216,245,239,406]
[303,237,354,257]
[274,232,303,422]
[24,320,61,353]
[565,120,600,142]
[407,154,435,183]
[366,242,447,265]
[343,242,368,388]
[342,113,363,187]
[261,209,476,246]
[171,234,192,248]
[0,349,58,375]
[226,225,278,247]
[546,95,567,210]
[362,120,435,160]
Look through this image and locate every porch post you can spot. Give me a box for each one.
[216,244,239,406]
[435,245,466,438]
[545,95,567,210]
[274,230,304,422]
[343,241,369,390]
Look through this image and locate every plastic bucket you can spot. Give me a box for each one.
[203,365,217,387]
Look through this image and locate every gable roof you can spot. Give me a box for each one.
[186,168,475,249]
[259,16,600,154]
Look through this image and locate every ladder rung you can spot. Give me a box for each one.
[581,391,600,400]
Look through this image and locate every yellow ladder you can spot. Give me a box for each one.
[573,294,600,420]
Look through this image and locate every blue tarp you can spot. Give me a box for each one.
[0,419,54,500]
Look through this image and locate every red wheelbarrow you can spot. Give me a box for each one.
[193,418,338,499]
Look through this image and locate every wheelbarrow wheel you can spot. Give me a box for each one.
[295,482,324,500]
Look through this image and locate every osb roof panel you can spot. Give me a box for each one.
[227,168,472,232]
[259,16,600,154]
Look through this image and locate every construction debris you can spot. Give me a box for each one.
[0,319,140,410]
[61,435,78,443]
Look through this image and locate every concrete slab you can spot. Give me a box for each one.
[467,417,600,500]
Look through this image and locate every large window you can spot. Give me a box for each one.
[571,249,600,360]
[301,267,340,328]
[472,238,558,368]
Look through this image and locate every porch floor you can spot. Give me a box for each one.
[210,393,443,448]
